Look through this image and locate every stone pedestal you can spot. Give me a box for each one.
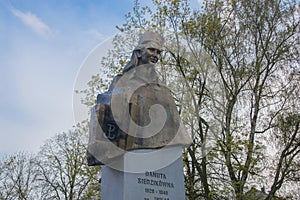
[101,146,186,200]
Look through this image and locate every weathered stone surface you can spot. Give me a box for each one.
[87,64,192,166]
[101,146,186,200]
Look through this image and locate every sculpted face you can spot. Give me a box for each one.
[139,48,162,65]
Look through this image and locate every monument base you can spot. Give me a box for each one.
[101,146,186,200]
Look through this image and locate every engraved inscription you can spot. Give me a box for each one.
[103,122,120,141]
[137,171,175,199]
[145,188,155,194]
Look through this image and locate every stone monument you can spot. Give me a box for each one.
[87,31,192,199]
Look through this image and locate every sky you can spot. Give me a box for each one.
[0,0,135,158]
[0,0,202,158]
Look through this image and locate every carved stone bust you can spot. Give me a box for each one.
[87,32,192,166]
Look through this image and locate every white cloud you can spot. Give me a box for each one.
[10,7,53,38]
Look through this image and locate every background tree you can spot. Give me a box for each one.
[190,0,299,199]
[36,121,100,200]
[0,152,39,199]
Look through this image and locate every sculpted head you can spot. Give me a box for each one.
[123,32,164,73]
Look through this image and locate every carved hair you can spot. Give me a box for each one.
[122,50,140,73]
